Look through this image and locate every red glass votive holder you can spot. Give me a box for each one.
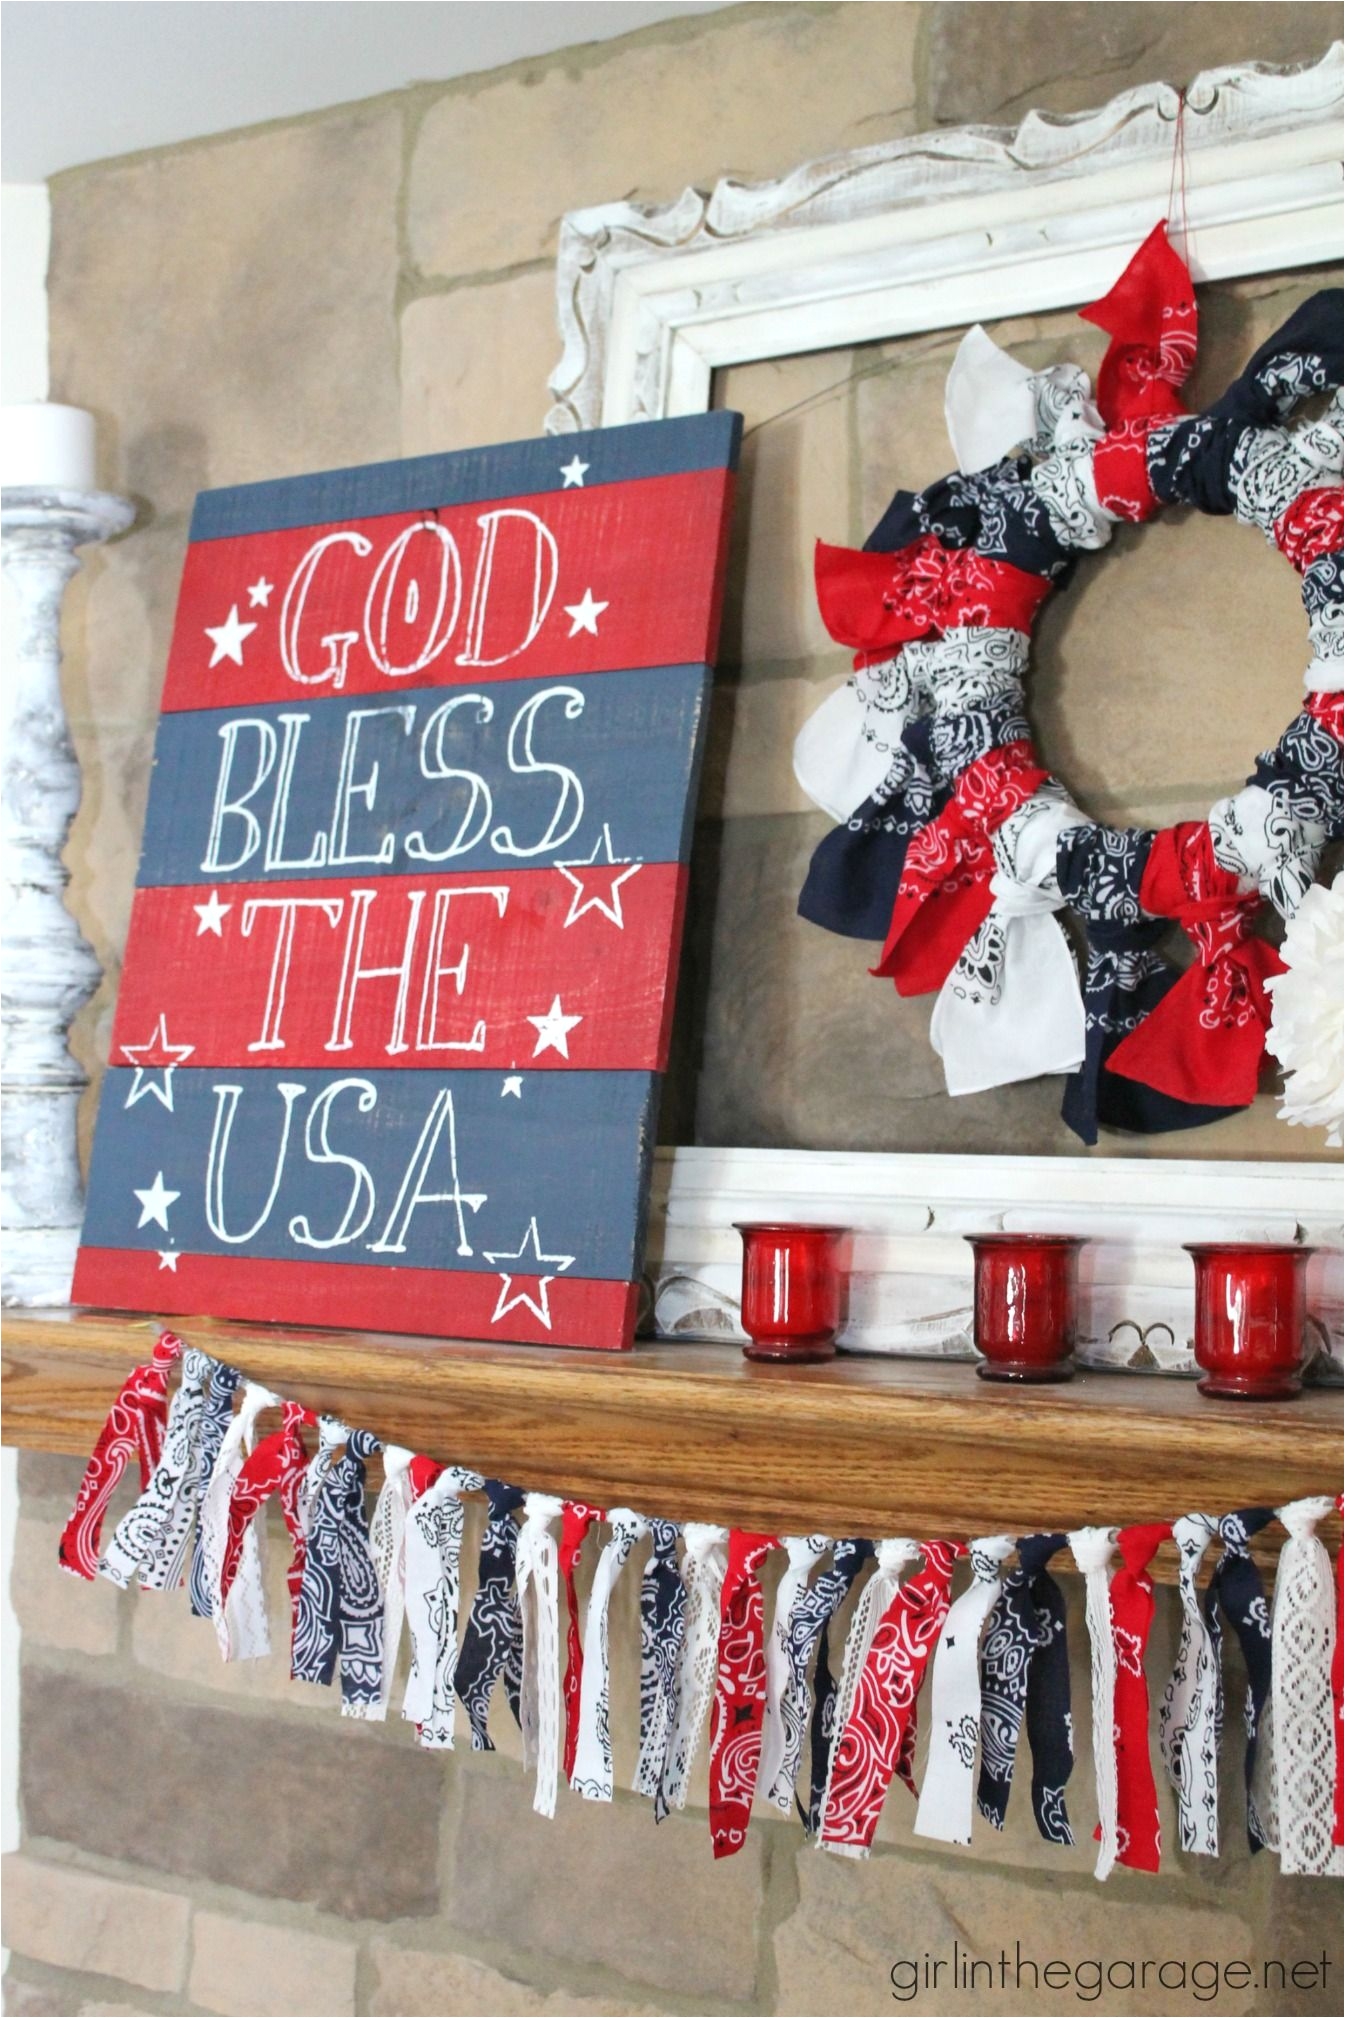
[735,1223,848,1363]
[965,1233,1084,1382]
[1184,1242,1313,1401]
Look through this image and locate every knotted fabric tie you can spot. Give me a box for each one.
[221,1398,313,1668]
[454,1478,525,1750]
[758,1534,831,1815]
[803,1539,876,1834]
[1081,221,1197,430]
[60,1331,180,1580]
[572,1508,649,1801]
[1106,1522,1170,1874]
[1110,822,1284,1108]
[978,1532,1073,1844]
[708,1531,779,1858]
[815,537,1052,663]
[188,1361,240,1616]
[516,1493,565,1818]
[659,1523,729,1818]
[634,1519,687,1801]
[1160,1513,1221,1856]
[822,1539,966,1858]
[817,1538,920,1840]
[99,1346,213,1593]
[403,1465,482,1748]
[294,1424,385,1716]
[197,1379,278,1661]
[1204,1508,1276,1851]
[1069,1527,1120,1880]
[1270,1496,1343,1876]
[367,1445,416,1718]
[915,1535,1017,1846]
[559,1501,604,1783]
[874,742,1049,997]
[929,791,1088,1095]
[1276,487,1343,575]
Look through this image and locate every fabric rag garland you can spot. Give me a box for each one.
[62,1341,1344,1880]
[794,224,1343,1145]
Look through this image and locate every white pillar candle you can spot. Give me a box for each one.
[1,403,97,492]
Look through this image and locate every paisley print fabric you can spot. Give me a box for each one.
[821,1539,965,1856]
[403,1466,482,1749]
[1107,1522,1170,1874]
[633,1518,687,1801]
[59,1331,179,1580]
[188,1361,240,1617]
[978,1532,1073,1844]
[915,1536,1018,1846]
[559,1501,604,1782]
[758,1535,831,1815]
[293,1426,385,1717]
[1159,1514,1221,1856]
[221,1398,313,1666]
[1202,1508,1276,1851]
[454,1479,525,1750]
[99,1347,213,1593]
[802,1539,875,1834]
[708,1531,779,1859]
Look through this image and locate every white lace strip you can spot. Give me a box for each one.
[571,1508,648,1802]
[914,1534,1017,1845]
[1159,1513,1221,1857]
[659,1522,728,1813]
[1070,1526,1120,1880]
[367,1445,415,1719]
[1271,1495,1344,1877]
[816,1537,920,1841]
[190,1380,277,1661]
[517,1492,565,1819]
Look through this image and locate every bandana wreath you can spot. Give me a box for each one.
[794,224,1343,1145]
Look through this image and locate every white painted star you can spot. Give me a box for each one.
[134,1172,180,1232]
[526,995,583,1059]
[483,1218,575,1332]
[501,1075,524,1098]
[246,576,274,608]
[559,455,590,488]
[121,1015,195,1111]
[205,604,257,668]
[563,588,608,637]
[556,824,643,930]
[192,890,232,937]
[157,1250,180,1273]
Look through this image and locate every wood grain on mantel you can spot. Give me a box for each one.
[3,1311,1340,1573]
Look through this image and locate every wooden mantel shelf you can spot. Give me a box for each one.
[3,1309,1340,1556]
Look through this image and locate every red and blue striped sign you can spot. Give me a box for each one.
[74,413,740,1350]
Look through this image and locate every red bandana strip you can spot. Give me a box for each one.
[708,1530,779,1859]
[1109,822,1285,1107]
[814,537,1052,661]
[1107,1522,1172,1874]
[874,743,1049,996]
[560,1500,605,1783]
[1305,689,1344,742]
[1079,222,1197,429]
[1275,488,1343,575]
[821,1539,966,1856]
[58,1331,181,1581]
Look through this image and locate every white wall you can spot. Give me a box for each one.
[2,178,53,1874]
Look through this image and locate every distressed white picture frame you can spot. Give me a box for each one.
[545,48,1345,1369]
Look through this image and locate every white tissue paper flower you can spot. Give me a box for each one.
[1265,871,1344,1147]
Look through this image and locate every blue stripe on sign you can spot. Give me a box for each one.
[189,412,743,541]
[81,1067,657,1280]
[137,663,711,888]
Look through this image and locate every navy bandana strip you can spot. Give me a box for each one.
[800,1538,875,1834]
[978,1532,1073,1843]
[455,1478,525,1750]
[293,1426,385,1715]
[1203,1506,1276,1851]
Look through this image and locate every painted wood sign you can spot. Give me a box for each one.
[74,413,740,1351]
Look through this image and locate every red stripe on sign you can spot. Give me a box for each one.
[72,1247,640,1351]
[112,865,687,1072]
[162,468,735,712]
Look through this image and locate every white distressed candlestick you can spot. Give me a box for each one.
[2,481,135,1304]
